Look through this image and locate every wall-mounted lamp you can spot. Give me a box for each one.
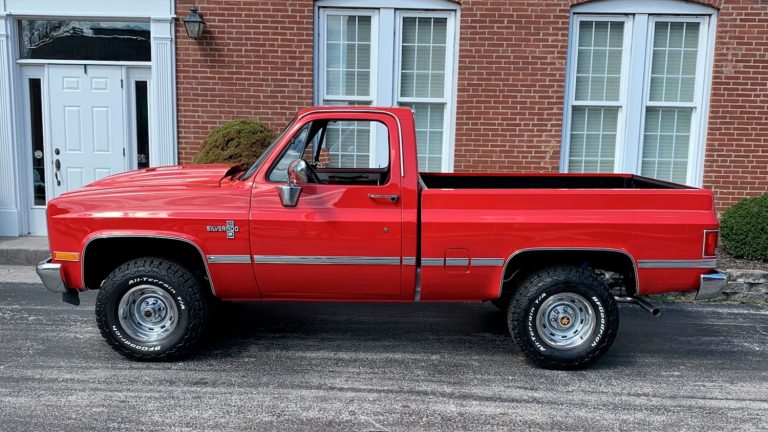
[183,7,205,39]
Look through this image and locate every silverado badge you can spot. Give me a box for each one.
[207,220,239,239]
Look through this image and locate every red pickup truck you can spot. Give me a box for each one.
[37,106,725,369]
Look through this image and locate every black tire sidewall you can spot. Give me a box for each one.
[102,273,191,356]
[520,282,612,363]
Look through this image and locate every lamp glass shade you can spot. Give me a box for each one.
[183,9,205,39]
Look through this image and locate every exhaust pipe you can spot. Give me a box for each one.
[615,296,661,317]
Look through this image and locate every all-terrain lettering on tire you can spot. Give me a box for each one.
[95,257,209,361]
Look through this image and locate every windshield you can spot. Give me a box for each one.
[240,116,297,180]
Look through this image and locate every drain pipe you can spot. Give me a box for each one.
[615,296,661,317]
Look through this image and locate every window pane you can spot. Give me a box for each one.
[135,81,149,169]
[325,120,372,168]
[574,21,624,102]
[400,17,447,99]
[401,103,445,171]
[649,21,700,103]
[641,108,692,183]
[29,79,46,206]
[568,107,618,173]
[19,20,150,61]
[325,15,371,97]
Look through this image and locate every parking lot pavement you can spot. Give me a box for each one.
[1,281,767,431]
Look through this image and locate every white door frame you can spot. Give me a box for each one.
[20,64,151,234]
[18,64,47,234]
[0,0,176,236]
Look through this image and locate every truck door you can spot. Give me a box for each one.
[249,111,404,298]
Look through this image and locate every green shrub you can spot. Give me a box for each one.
[720,193,768,261]
[193,118,276,165]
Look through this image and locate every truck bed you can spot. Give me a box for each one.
[420,173,693,190]
[417,173,715,301]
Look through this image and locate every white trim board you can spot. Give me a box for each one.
[0,0,176,236]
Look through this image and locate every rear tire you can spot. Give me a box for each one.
[95,257,209,360]
[508,265,618,369]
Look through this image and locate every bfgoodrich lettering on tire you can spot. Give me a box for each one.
[95,257,209,360]
[508,265,619,369]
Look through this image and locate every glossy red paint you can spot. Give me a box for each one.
[45,106,719,302]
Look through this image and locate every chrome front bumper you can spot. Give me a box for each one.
[696,270,728,300]
[36,258,67,293]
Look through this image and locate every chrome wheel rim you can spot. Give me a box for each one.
[535,293,596,350]
[118,285,179,342]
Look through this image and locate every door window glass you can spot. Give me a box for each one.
[19,20,151,61]
[28,78,46,206]
[269,120,390,184]
[135,81,150,168]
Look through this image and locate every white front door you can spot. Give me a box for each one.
[47,65,126,196]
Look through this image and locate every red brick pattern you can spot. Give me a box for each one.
[175,0,314,163]
[175,0,768,210]
[703,0,768,209]
[453,0,569,173]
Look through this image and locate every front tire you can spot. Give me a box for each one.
[508,266,618,369]
[95,257,209,360]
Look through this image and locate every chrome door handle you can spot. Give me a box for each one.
[368,194,399,203]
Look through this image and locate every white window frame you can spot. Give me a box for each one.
[316,9,381,167]
[640,16,709,184]
[561,0,718,187]
[394,10,456,172]
[314,0,460,172]
[316,9,379,105]
[565,15,633,173]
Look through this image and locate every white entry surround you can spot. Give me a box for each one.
[0,0,177,236]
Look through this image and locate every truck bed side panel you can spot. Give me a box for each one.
[419,188,718,300]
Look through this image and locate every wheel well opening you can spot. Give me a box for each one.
[500,250,638,299]
[83,237,210,292]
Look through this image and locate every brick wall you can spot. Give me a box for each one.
[704,0,768,209]
[174,0,768,210]
[453,0,569,173]
[175,0,314,163]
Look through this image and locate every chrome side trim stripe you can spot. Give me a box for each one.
[446,258,469,267]
[422,258,506,267]
[471,258,505,267]
[207,255,252,264]
[253,256,401,265]
[249,255,507,267]
[637,259,718,269]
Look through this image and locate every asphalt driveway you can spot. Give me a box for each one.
[1,281,767,431]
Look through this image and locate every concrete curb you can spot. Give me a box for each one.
[0,237,49,266]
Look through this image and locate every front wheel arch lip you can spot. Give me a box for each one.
[80,231,216,296]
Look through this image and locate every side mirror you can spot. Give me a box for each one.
[287,159,309,185]
[277,160,306,207]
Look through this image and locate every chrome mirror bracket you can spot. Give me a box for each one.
[277,184,301,207]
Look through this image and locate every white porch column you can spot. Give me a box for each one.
[0,13,21,236]
[149,18,178,167]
